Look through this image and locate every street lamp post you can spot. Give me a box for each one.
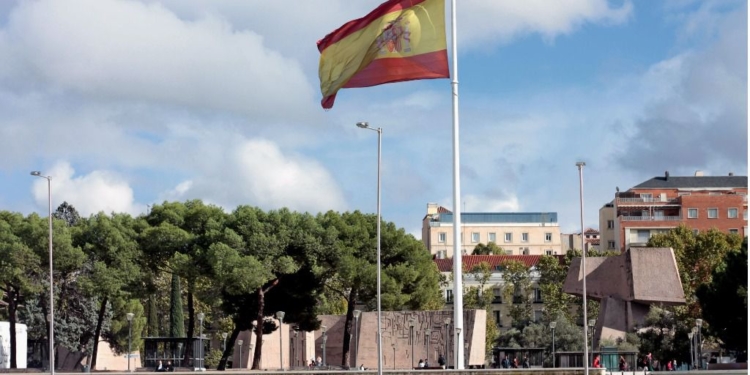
[126,313,134,372]
[353,310,361,368]
[576,161,590,375]
[455,328,462,368]
[237,340,243,369]
[355,121,383,375]
[688,331,694,370]
[197,312,205,371]
[549,321,557,368]
[276,311,285,370]
[30,171,54,375]
[696,319,703,370]
[221,332,228,353]
[408,318,415,369]
[588,319,596,366]
[322,326,327,367]
[443,318,450,363]
[424,329,431,364]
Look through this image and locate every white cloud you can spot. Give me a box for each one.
[0,0,317,122]
[459,0,633,48]
[32,161,146,217]
[161,137,347,214]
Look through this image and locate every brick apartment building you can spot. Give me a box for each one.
[421,203,563,258]
[599,171,748,252]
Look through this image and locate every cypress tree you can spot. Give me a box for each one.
[170,274,185,337]
[148,295,159,337]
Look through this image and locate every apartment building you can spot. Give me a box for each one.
[434,255,554,330]
[560,228,600,252]
[599,171,748,252]
[422,203,563,258]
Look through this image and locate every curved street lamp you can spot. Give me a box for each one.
[276,311,285,370]
[549,321,557,368]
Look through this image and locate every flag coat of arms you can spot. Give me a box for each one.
[317,0,449,109]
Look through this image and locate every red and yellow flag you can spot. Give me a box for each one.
[317,0,449,109]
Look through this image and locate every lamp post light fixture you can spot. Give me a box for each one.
[276,311,285,370]
[221,332,228,352]
[31,171,55,375]
[237,340,243,369]
[550,322,559,366]
[353,310,361,368]
[576,161,590,375]
[126,313,134,372]
[408,318,415,369]
[355,121,383,375]
[197,312,205,371]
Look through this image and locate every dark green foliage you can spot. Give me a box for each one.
[169,274,185,338]
[148,296,158,337]
[472,242,502,255]
[696,238,747,355]
[54,202,81,227]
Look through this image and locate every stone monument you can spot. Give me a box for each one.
[563,247,685,348]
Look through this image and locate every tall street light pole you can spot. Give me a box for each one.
[31,171,54,375]
[197,313,205,371]
[126,313,134,372]
[408,318,415,369]
[222,332,228,353]
[276,311,285,370]
[355,121,383,375]
[696,319,703,369]
[353,310,361,368]
[576,161,589,375]
[237,340,243,369]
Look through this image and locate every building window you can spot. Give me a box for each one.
[745,210,748,220]
[521,248,530,255]
[488,232,496,243]
[728,208,738,218]
[438,232,446,243]
[494,310,502,327]
[544,232,552,242]
[471,232,480,243]
[608,241,616,249]
[693,229,700,235]
[636,230,650,243]
[533,288,542,303]
[446,289,453,303]
[493,288,502,303]
[521,232,529,242]
[504,233,512,242]
[708,208,718,219]
[607,220,614,229]
[687,208,698,219]
[729,229,739,234]
[505,250,513,255]
[545,249,553,255]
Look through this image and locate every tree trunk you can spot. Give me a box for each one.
[341,289,358,368]
[251,286,265,370]
[183,283,194,364]
[217,325,241,370]
[8,287,18,369]
[90,296,108,370]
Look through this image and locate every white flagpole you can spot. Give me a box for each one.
[449,0,464,370]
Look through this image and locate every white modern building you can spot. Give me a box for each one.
[422,203,563,258]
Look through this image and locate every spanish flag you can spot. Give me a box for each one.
[317,0,449,109]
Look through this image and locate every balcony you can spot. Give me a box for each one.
[617,197,680,206]
[621,215,682,221]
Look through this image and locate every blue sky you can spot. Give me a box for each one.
[0,0,746,237]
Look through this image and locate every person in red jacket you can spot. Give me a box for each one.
[593,354,601,368]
